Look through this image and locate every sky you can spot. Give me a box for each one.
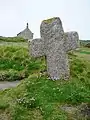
[0,0,90,40]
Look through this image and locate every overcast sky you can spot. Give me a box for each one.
[0,0,90,39]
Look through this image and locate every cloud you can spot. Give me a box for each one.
[0,0,90,39]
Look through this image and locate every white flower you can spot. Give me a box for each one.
[30,97,35,101]
[53,88,56,90]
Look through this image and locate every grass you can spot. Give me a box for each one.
[74,47,90,61]
[0,42,90,119]
[0,36,26,42]
[0,45,45,81]
[76,47,90,54]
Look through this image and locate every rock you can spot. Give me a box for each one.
[60,103,90,120]
[29,17,79,80]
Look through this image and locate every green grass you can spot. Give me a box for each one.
[80,40,90,46]
[76,47,90,54]
[80,51,90,54]
[74,47,90,62]
[0,36,26,42]
[0,45,45,81]
[0,42,90,119]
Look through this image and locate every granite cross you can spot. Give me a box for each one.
[29,17,79,80]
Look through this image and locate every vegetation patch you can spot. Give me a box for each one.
[0,45,45,81]
[0,42,90,119]
[0,36,26,42]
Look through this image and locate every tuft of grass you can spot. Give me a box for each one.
[0,99,9,110]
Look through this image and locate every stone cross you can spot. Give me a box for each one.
[29,17,79,80]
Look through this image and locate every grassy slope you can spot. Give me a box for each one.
[0,44,45,81]
[80,40,90,46]
[0,37,26,42]
[0,42,90,120]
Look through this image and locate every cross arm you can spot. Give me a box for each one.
[64,31,79,52]
[29,38,45,57]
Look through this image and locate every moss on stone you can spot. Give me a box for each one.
[43,17,56,24]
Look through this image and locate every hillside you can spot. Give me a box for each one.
[0,41,90,120]
[80,40,90,47]
[0,36,26,42]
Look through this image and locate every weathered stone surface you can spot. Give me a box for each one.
[29,38,45,57]
[29,17,79,80]
[60,103,90,120]
[40,17,70,80]
[64,31,79,52]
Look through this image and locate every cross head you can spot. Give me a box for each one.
[29,17,79,80]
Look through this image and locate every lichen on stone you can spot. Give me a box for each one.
[43,17,56,24]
